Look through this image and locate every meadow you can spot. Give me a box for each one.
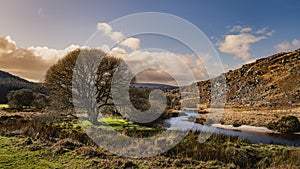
[0,110,299,168]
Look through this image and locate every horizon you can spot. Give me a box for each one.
[2,46,299,85]
[0,1,300,84]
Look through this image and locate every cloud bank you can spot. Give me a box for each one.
[0,22,228,85]
[0,36,79,82]
[110,49,226,86]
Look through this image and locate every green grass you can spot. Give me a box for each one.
[0,104,9,109]
[1,112,300,168]
[0,136,121,168]
[0,136,238,168]
[99,117,155,130]
[0,136,62,168]
[1,134,300,169]
[53,117,155,131]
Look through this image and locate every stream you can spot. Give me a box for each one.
[164,110,300,146]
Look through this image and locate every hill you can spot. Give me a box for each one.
[195,48,300,109]
[131,83,178,90]
[0,70,35,103]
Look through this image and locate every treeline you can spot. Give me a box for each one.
[0,71,36,104]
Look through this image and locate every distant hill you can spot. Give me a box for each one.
[194,48,300,109]
[131,83,178,90]
[0,70,36,103]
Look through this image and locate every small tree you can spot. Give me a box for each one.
[7,89,35,110]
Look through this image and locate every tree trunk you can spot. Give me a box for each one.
[90,116,100,125]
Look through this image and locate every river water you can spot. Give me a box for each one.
[165,110,300,146]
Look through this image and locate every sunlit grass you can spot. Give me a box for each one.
[0,104,9,109]
[54,117,155,131]
[99,117,155,130]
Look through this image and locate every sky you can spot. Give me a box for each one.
[0,0,300,83]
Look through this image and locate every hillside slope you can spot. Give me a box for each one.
[0,70,35,103]
[196,49,300,109]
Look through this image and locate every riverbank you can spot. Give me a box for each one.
[200,107,300,127]
[212,124,278,134]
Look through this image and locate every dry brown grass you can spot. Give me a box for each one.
[0,109,42,118]
[201,107,300,127]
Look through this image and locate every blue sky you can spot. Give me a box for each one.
[0,0,300,82]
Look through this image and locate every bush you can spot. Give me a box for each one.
[32,93,48,110]
[195,116,206,125]
[267,116,300,133]
[7,89,48,111]
[7,89,35,110]
[233,121,242,127]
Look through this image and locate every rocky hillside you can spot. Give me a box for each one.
[196,48,300,109]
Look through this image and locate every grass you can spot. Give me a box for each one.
[98,117,155,131]
[0,136,117,168]
[52,117,155,131]
[0,136,61,168]
[1,111,300,168]
[0,136,242,168]
[1,133,299,169]
[0,104,9,109]
[202,107,300,127]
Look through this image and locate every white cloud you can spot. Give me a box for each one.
[28,44,80,60]
[275,41,291,52]
[256,27,267,34]
[97,23,112,33]
[218,26,273,61]
[292,39,300,47]
[256,27,274,36]
[218,33,265,61]
[275,39,300,52]
[240,27,252,33]
[97,22,140,50]
[120,37,140,50]
[229,25,252,33]
[0,36,17,54]
[229,25,242,32]
[97,23,125,42]
[108,47,128,59]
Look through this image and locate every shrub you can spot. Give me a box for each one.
[233,121,242,127]
[195,116,206,125]
[7,89,48,111]
[267,116,300,133]
[7,89,34,110]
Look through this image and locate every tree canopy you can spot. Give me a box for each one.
[45,48,124,124]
